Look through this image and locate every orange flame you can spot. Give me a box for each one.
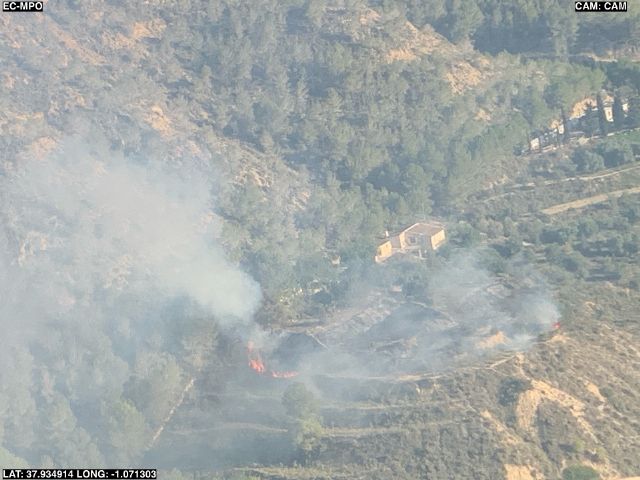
[247,341,298,379]
[249,358,266,373]
[247,341,266,373]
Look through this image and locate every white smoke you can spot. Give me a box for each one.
[428,251,560,346]
[0,136,261,340]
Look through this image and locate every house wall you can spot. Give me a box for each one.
[397,231,407,249]
[603,105,614,122]
[376,224,446,262]
[375,240,393,263]
[529,138,540,151]
[430,230,446,250]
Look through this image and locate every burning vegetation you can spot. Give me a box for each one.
[247,341,298,378]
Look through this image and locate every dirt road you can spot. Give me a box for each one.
[481,164,640,204]
[541,186,640,215]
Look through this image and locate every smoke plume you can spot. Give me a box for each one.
[0,135,261,341]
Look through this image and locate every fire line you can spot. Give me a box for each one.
[247,341,298,378]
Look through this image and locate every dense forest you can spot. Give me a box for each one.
[1,1,640,479]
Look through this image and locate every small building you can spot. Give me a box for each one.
[375,240,393,262]
[375,222,446,263]
[523,93,631,155]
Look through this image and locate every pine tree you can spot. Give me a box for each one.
[596,93,609,137]
[627,97,640,128]
[612,95,626,131]
[561,107,570,144]
[582,103,599,138]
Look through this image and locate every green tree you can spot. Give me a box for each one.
[577,218,599,239]
[572,149,604,172]
[101,399,148,465]
[562,251,589,278]
[629,272,640,290]
[597,142,634,167]
[562,465,600,480]
[596,93,609,136]
[282,383,323,459]
[582,103,600,137]
[626,96,640,128]
[126,352,184,425]
[446,0,483,42]
[304,0,324,29]
[547,3,577,57]
[283,383,318,419]
[541,226,574,245]
[39,395,77,447]
[289,416,323,457]
[478,248,507,274]
[454,223,481,247]
[503,236,523,258]
[612,94,626,130]
[180,316,218,372]
[517,87,555,129]
[400,163,433,215]
[498,378,531,406]
[561,107,571,143]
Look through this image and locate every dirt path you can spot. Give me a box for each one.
[168,423,288,435]
[528,164,640,188]
[578,163,640,181]
[541,186,640,215]
[481,164,640,204]
[148,377,195,449]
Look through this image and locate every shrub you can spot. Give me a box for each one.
[498,378,531,406]
[562,465,600,480]
[572,149,604,172]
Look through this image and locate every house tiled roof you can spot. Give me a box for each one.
[402,222,444,237]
